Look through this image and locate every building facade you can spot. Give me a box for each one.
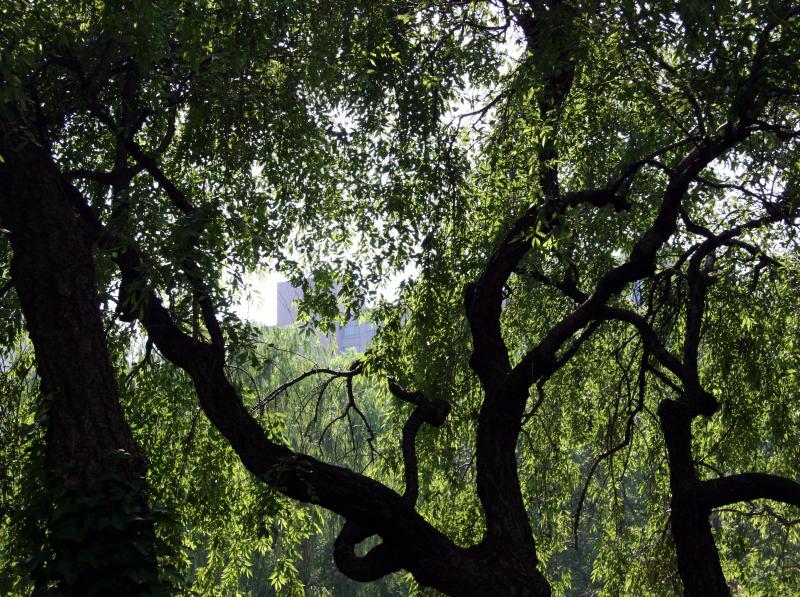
[275,280,376,353]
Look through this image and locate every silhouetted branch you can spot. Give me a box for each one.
[334,378,450,582]
[253,363,364,410]
[699,473,800,510]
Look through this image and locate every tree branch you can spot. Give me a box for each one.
[389,378,451,505]
[513,121,753,391]
[699,473,800,510]
[334,379,450,582]
[683,214,779,409]
[573,352,647,548]
[64,175,466,589]
[253,363,364,410]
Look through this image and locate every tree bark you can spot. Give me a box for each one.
[0,130,159,593]
[658,400,729,597]
[669,499,729,597]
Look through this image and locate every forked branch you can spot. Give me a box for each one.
[334,379,450,580]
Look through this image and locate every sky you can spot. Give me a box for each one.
[232,271,285,326]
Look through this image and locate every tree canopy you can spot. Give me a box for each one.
[1,1,799,595]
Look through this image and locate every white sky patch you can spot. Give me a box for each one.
[231,270,285,325]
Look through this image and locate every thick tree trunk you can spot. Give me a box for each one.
[670,498,729,597]
[0,131,160,593]
[658,400,729,597]
[458,542,551,597]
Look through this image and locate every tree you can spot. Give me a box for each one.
[1,1,799,595]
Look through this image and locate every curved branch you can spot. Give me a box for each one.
[389,378,451,504]
[683,214,779,404]
[699,473,800,510]
[151,103,177,156]
[65,178,466,591]
[514,121,753,390]
[122,138,194,213]
[333,522,403,582]
[601,306,684,381]
[76,66,220,352]
[465,187,627,389]
[334,380,450,581]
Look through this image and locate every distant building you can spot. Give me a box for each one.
[275,281,304,326]
[275,280,376,353]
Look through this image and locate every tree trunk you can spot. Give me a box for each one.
[670,498,729,597]
[658,400,729,597]
[0,130,160,593]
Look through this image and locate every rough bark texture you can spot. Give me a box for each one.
[0,130,158,592]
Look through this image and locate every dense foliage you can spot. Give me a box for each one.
[1,0,799,595]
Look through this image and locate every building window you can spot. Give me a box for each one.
[342,323,359,338]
